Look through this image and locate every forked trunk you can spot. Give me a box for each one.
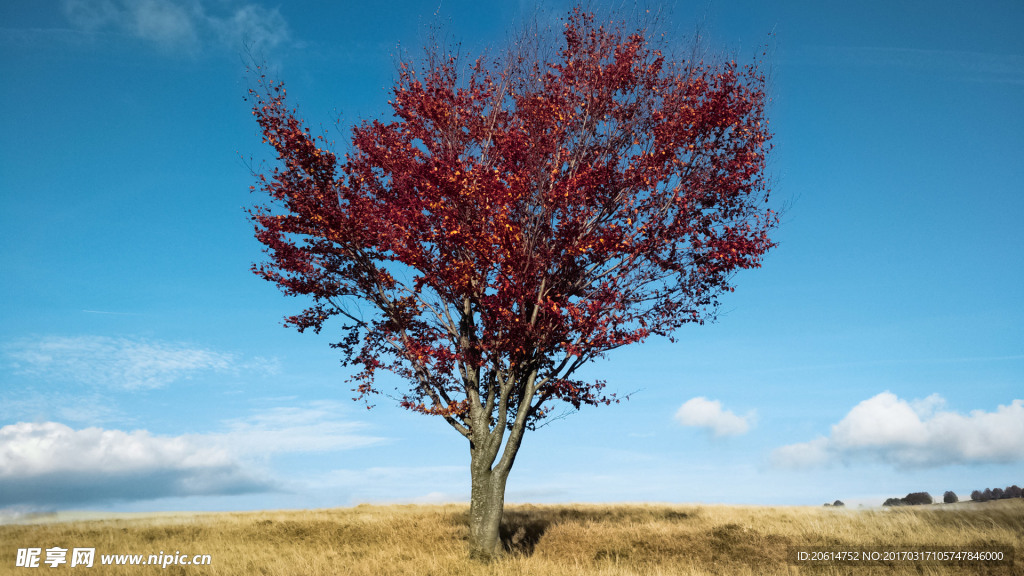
[464,367,533,562]
[468,460,509,561]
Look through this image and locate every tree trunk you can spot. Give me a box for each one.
[468,457,509,562]
[464,366,534,562]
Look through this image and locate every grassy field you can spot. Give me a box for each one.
[2,500,1021,575]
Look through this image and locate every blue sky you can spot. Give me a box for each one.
[1,0,1022,516]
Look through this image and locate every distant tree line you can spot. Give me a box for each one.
[881,485,1023,506]
[970,485,1023,502]
[822,500,844,507]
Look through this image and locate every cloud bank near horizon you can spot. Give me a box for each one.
[0,402,386,508]
[773,392,1024,469]
[0,421,272,507]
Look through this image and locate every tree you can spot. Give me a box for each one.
[971,489,983,502]
[903,492,933,506]
[246,5,775,561]
[943,490,958,504]
[1006,485,1022,499]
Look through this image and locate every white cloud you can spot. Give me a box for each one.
[772,392,1024,469]
[910,393,946,417]
[674,397,754,437]
[61,0,123,31]
[62,0,199,46]
[131,0,199,45]
[60,0,289,52]
[0,402,386,508]
[0,390,126,425]
[770,436,830,468]
[214,401,388,455]
[3,335,276,390]
[0,421,273,507]
[210,4,289,53]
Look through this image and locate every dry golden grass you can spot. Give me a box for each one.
[2,500,1021,575]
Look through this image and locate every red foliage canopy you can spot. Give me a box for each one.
[248,8,776,435]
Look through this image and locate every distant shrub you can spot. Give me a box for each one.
[903,492,933,506]
[883,492,933,506]
[832,500,845,507]
[943,491,958,504]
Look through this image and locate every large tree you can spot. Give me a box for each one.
[247,6,776,560]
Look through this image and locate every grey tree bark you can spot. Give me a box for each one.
[463,367,536,562]
[468,456,509,560]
